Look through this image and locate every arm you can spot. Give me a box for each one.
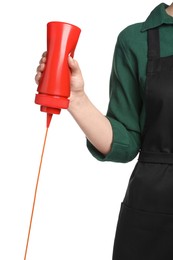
[35,54,113,155]
[87,33,142,162]
[67,57,113,155]
[36,32,142,164]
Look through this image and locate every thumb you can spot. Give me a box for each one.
[68,56,81,74]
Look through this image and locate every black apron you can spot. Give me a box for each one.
[112,28,173,260]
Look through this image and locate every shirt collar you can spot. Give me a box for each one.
[141,3,173,32]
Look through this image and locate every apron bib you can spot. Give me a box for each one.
[112,28,173,260]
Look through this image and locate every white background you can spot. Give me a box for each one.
[0,0,165,259]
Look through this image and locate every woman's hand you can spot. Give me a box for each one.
[67,56,85,100]
[35,52,85,101]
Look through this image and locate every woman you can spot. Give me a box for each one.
[35,3,173,259]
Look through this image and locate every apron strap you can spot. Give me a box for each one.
[147,28,160,59]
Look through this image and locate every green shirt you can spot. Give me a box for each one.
[87,2,173,163]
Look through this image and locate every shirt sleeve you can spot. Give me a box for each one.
[87,32,142,163]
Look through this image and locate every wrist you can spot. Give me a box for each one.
[68,91,88,114]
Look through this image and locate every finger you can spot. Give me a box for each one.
[36,63,45,72]
[39,56,46,64]
[35,72,42,84]
[68,56,81,74]
[42,51,47,57]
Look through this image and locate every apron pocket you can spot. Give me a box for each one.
[112,202,173,260]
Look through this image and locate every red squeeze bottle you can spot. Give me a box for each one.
[35,21,81,128]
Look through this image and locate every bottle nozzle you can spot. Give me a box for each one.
[47,113,53,128]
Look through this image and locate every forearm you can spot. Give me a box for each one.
[68,93,113,155]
